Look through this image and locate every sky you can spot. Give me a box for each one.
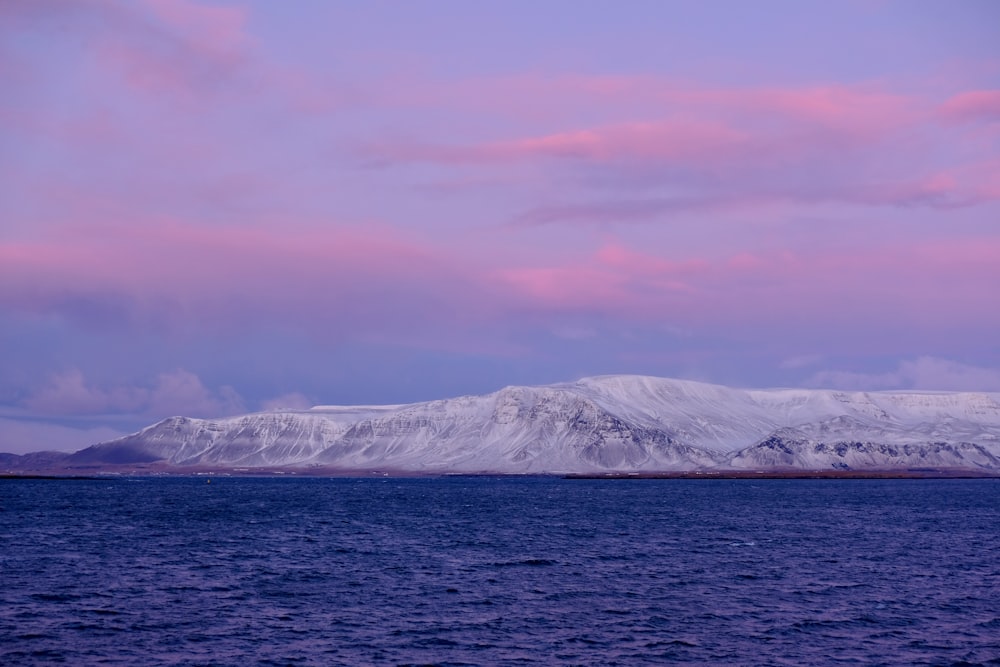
[1,0,999,454]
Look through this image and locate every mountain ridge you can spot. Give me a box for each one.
[4,375,1000,474]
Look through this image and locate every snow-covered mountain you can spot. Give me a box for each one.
[26,376,1000,473]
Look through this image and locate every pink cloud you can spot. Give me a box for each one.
[360,77,1000,225]
[371,118,751,166]
[498,266,627,309]
[96,0,252,99]
[363,80,918,169]
[0,218,511,350]
[595,244,707,279]
[940,90,1000,122]
[497,120,748,163]
[1,219,432,288]
[142,0,250,62]
[495,237,1000,339]
[388,74,913,136]
[364,79,986,219]
[393,76,912,136]
[98,41,197,97]
[7,0,255,101]
[513,194,790,226]
[510,165,999,226]
[720,85,911,134]
[497,244,704,316]
[3,215,997,362]
[832,167,1000,209]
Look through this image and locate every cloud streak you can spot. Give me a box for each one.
[498,238,1000,335]
[2,215,997,355]
[362,79,998,223]
[940,89,1000,123]
[0,219,498,341]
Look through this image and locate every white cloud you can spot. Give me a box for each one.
[21,369,246,418]
[551,327,598,340]
[260,392,312,411]
[0,418,127,455]
[808,357,1000,392]
[779,354,824,370]
[146,369,245,417]
[22,369,141,415]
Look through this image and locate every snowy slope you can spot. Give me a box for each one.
[64,375,1000,472]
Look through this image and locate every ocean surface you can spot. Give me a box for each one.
[1,477,998,666]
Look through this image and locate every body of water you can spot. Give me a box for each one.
[1,476,998,665]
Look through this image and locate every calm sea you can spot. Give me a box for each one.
[1,476,998,666]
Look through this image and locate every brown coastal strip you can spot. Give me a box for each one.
[563,469,1000,479]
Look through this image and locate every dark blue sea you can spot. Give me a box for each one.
[1,477,998,666]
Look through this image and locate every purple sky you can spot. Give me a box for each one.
[2,0,999,453]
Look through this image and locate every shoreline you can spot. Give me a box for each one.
[3,467,998,480]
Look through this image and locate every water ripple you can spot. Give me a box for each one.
[1,477,998,665]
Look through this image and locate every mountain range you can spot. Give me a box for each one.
[4,375,1000,474]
